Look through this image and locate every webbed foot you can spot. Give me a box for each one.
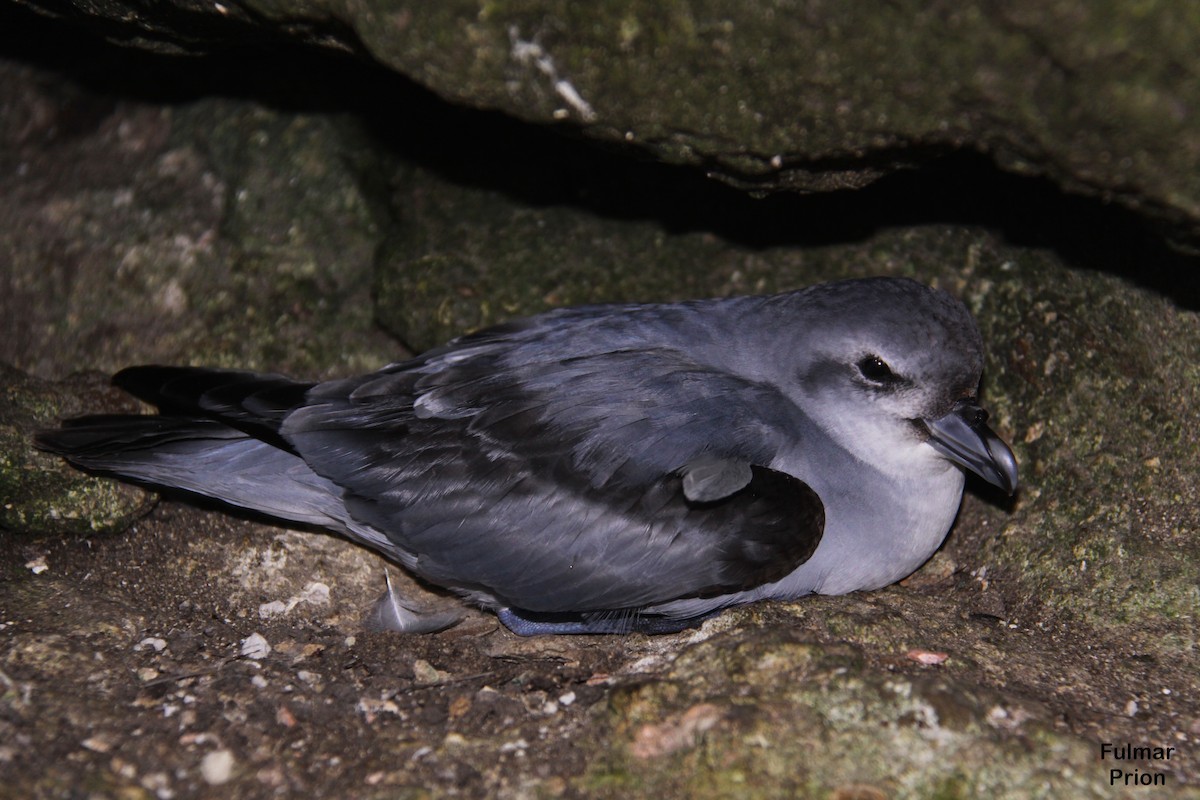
[497,607,717,636]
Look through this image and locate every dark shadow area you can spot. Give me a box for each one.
[3,2,1198,308]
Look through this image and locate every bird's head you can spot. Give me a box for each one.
[768,277,1018,494]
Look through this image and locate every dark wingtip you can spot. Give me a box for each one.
[33,415,113,453]
[111,365,203,405]
[33,422,108,459]
[32,426,68,455]
[33,415,148,457]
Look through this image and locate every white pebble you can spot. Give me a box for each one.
[240,632,271,660]
[300,582,330,604]
[200,749,234,785]
[257,601,288,619]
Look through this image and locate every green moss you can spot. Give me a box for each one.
[960,255,1200,642]
[583,625,1111,798]
[0,366,154,536]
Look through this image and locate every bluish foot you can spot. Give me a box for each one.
[497,607,718,636]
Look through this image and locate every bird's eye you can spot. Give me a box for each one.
[857,355,898,384]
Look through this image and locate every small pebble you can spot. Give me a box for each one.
[81,734,114,753]
[240,633,271,660]
[200,749,234,785]
[906,649,949,666]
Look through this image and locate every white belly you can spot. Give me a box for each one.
[768,466,966,597]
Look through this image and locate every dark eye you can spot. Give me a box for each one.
[857,355,899,384]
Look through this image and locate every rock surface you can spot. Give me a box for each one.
[1,4,1198,798]
[12,0,1200,245]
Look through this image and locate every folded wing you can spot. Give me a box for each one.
[285,327,825,614]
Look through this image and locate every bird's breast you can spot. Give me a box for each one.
[759,458,966,598]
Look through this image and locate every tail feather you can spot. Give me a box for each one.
[112,366,313,448]
[36,415,245,459]
[35,414,348,529]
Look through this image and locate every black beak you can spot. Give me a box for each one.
[925,399,1019,495]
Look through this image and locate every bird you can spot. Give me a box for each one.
[35,277,1018,636]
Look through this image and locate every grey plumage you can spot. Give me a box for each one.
[35,277,1017,635]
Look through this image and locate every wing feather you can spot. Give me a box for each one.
[283,327,824,614]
